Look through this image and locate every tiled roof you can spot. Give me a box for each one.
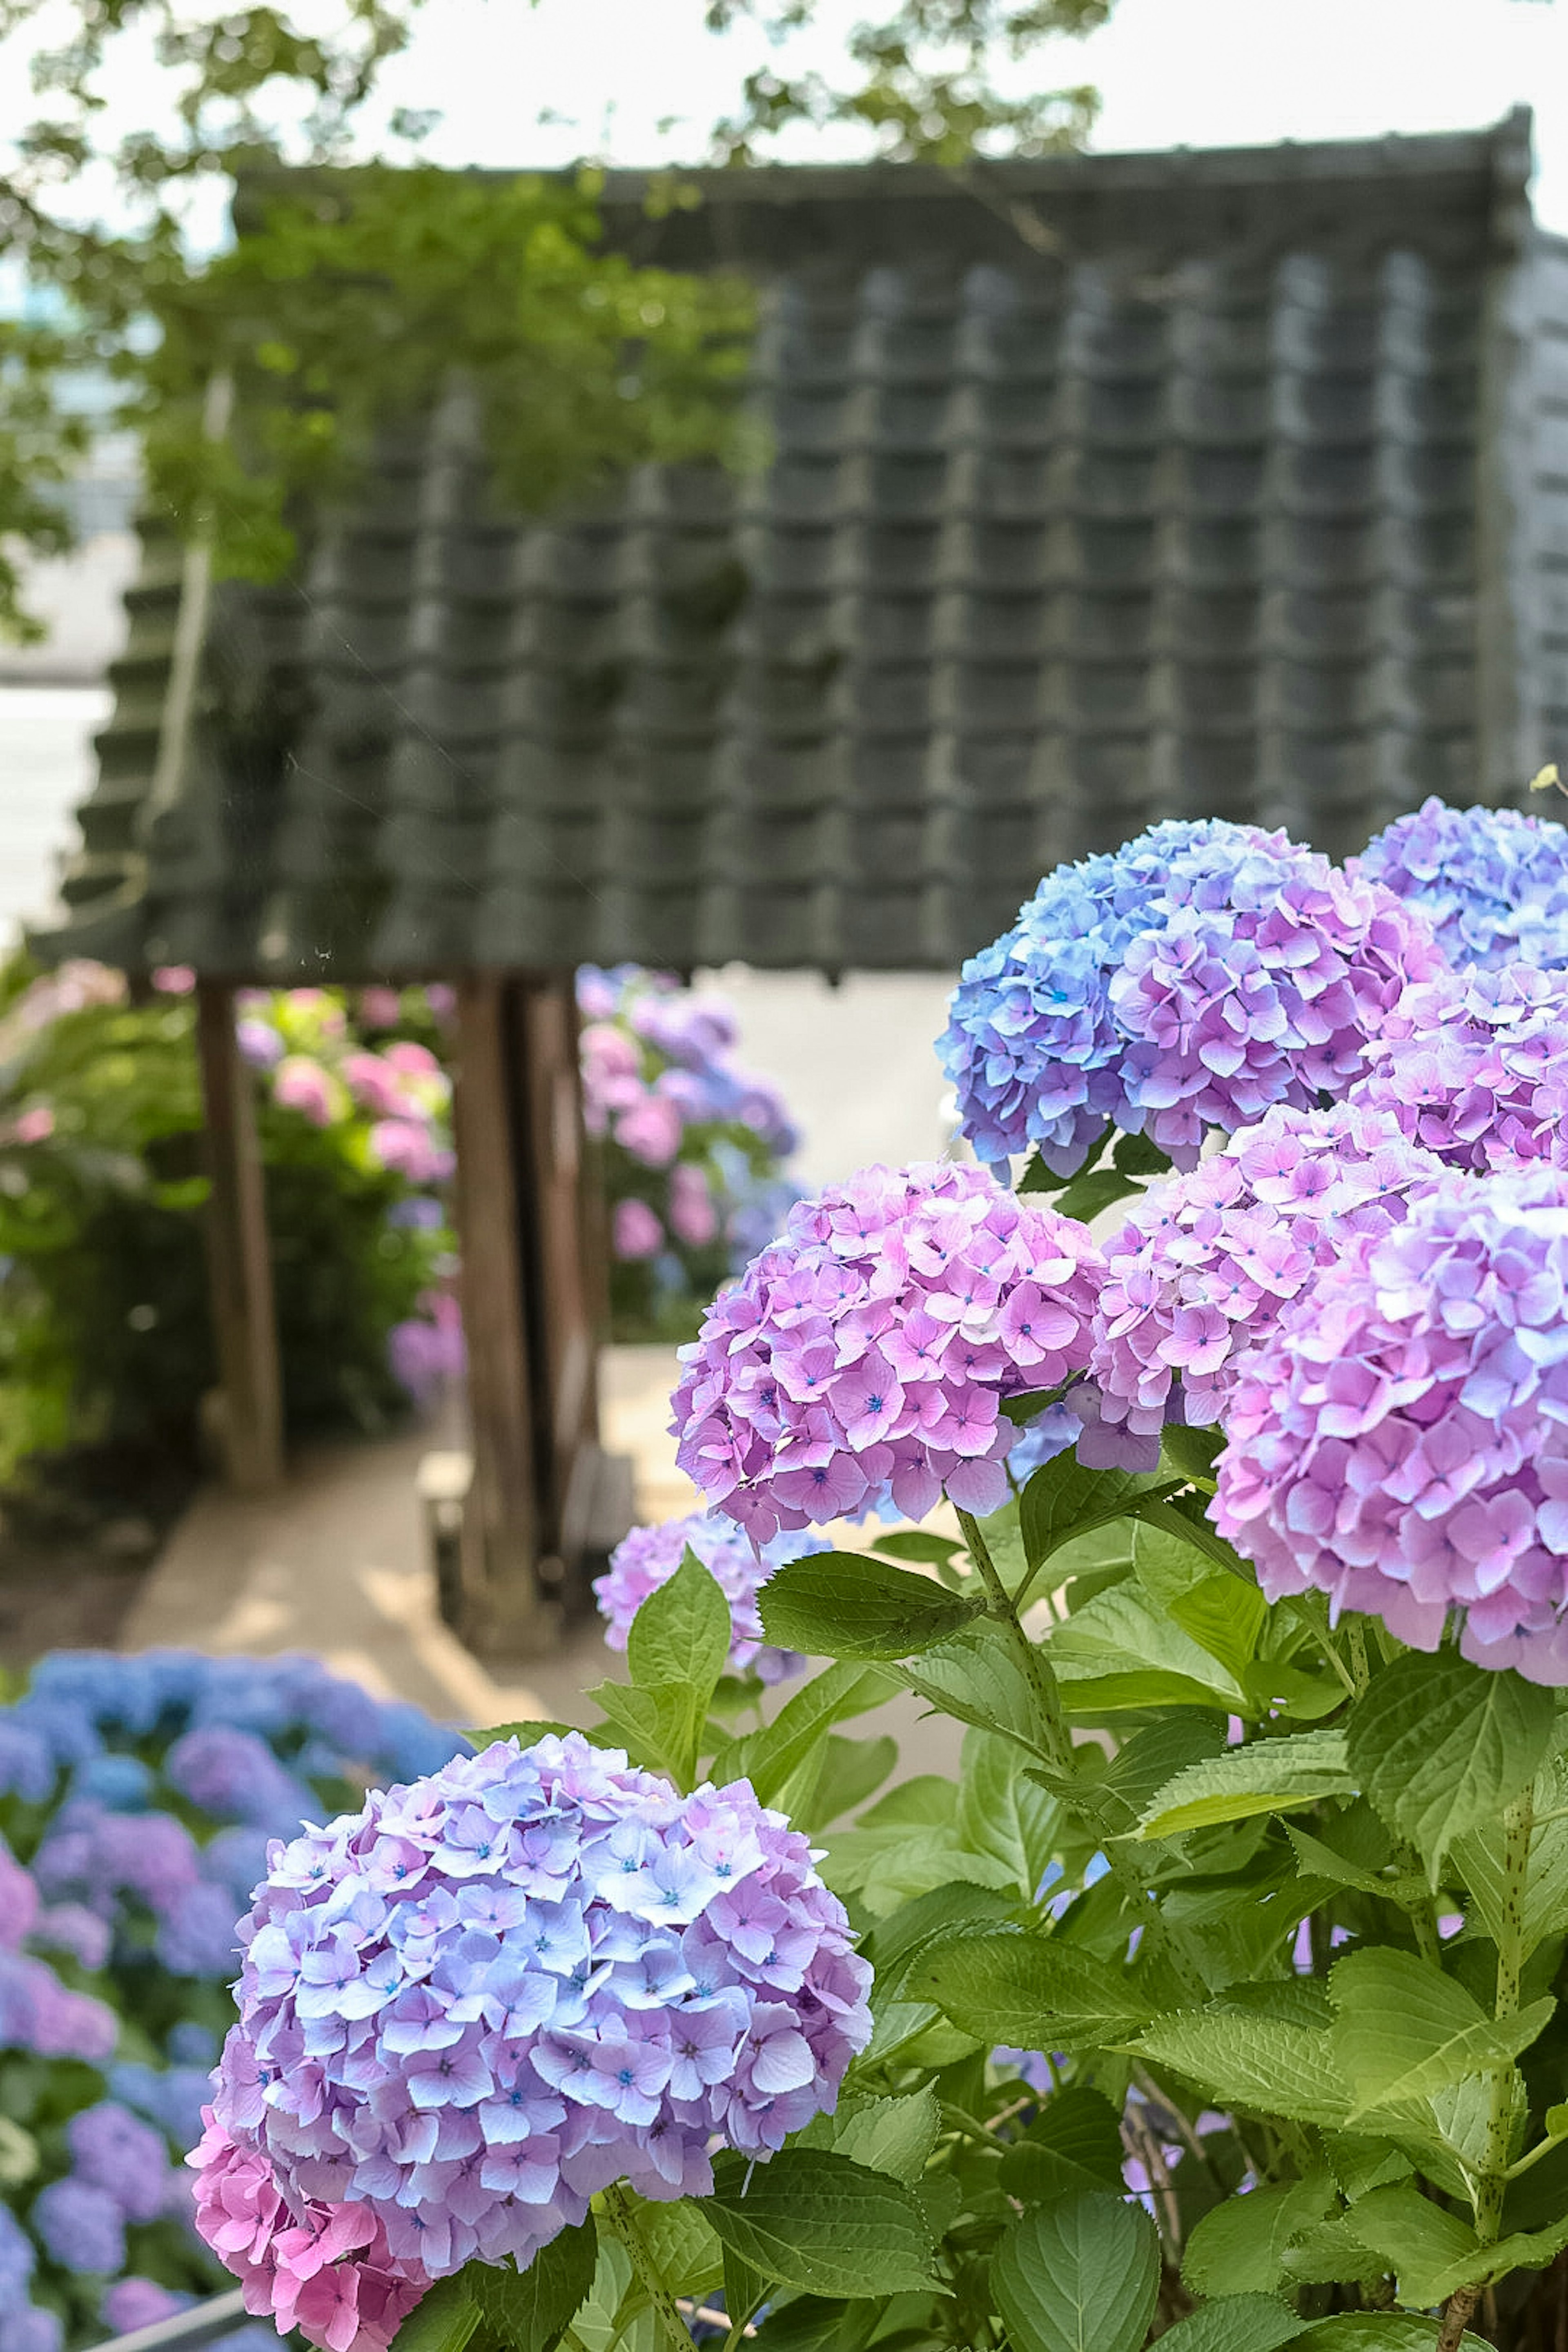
[40,110,1568,978]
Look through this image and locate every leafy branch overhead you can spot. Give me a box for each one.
[0,0,1114,629]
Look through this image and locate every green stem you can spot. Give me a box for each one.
[1474,1794,1532,2247]
[1345,1619,1370,1697]
[601,2183,691,2351]
[956,1506,1070,1769]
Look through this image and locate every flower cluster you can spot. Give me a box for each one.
[671,1161,1102,1538]
[1355,794,1568,971]
[0,1651,465,2343]
[594,1511,831,1682]
[1213,1167,1568,1680]
[198,1731,870,2316]
[940,818,1443,1173]
[1082,1102,1446,1460]
[1345,963,1568,1175]
[578,967,803,1323]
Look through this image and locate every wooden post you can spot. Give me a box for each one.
[194,981,283,1491]
[450,975,554,1652]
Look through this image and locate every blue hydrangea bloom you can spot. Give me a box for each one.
[31,2178,126,2277]
[940,817,1442,1172]
[1356,794,1568,971]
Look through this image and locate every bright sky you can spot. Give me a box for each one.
[368,0,1568,226]
[3,0,1568,232]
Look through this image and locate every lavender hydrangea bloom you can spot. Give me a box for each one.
[0,2310,62,2352]
[67,2102,173,2223]
[1346,963,1568,1173]
[164,1726,316,1830]
[595,1512,827,1683]
[1213,1167,1568,1682]
[940,818,1443,1173]
[201,1732,870,2283]
[32,2178,126,2276]
[670,1161,1104,1540]
[1355,793,1568,971]
[1085,1102,1446,1452]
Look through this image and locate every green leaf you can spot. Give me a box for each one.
[1159,1423,1224,1486]
[1452,1754,1568,1958]
[626,1550,731,1702]
[630,2201,723,2300]
[568,2239,652,2352]
[705,2149,939,2298]
[918,1929,1152,2047]
[1170,1575,1270,1682]
[1347,1650,1556,1877]
[1020,1454,1172,1575]
[389,2276,479,2352]
[867,1530,962,1568]
[468,2218,599,2351]
[1051,1166,1148,1223]
[1129,2012,1349,2126]
[1097,1714,1229,1833]
[956,1727,1059,1898]
[1048,1582,1245,1709]
[1157,2299,1308,2352]
[863,1879,1023,2001]
[902,1624,1048,1758]
[582,1682,698,1786]
[1137,1731,1354,1840]
[1329,1948,1554,2118]
[798,2087,940,2185]
[998,2084,1126,2203]
[710,1661,898,1808]
[758,1552,985,1661]
[807,1733,899,1829]
[1291,2321,1491,2349]
[1183,2178,1338,2301]
[993,2192,1159,2352]
[1339,2181,1478,2308]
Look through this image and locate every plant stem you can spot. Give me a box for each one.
[956,1506,1070,1769]
[1442,1791,1535,2347]
[1345,1619,1370,1696]
[601,2183,691,2351]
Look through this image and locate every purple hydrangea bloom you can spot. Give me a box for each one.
[1085,1102,1445,1452]
[594,1512,829,1683]
[1355,793,1568,971]
[670,1161,1104,1540]
[0,1949,116,2060]
[0,2311,62,2352]
[1347,963,1568,1174]
[101,2280,190,2336]
[0,2206,34,2298]
[32,2177,126,2276]
[1214,1167,1568,1682]
[67,2103,173,2224]
[164,1726,316,1831]
[205,1732,870,2280]
[940,818,1443,1173]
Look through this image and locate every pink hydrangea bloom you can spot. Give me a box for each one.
[1085,1102,1445,1450]
[615,1094,683,1169]
[614,1198,664,1260]
[671,1161,1102,1538]
[669,1162,718,1248]
[595,1510,828,1682]
[1213,1166,1568,1682]
[272,1056,337,1128]
[368,1118,454,1185]
[357,988,403,1029]
[189,2117,427,2352]
[152,965,196,996]
[1347,963,1568,1173]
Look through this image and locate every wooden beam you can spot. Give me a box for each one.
[194,980,283,1491]
[450,974,554,1652]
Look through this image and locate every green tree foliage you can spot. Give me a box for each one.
[0,0,1113,629]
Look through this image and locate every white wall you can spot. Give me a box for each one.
[0,686,108,938]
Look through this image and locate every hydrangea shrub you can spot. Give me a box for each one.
[109,799,1568,2352]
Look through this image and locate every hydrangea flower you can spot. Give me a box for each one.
[594,1512,831,1683]
[1084,1102,1446,1456]
[1213,1167,1568,1681]
[671,1161,1102,1538]
[1355,794,1568,970]
[940,818,1443,1173]
[32,2178,126,2277]
[1346,963,1568,1174]
[67,2101,174,2223]
[198,1732,870,2307]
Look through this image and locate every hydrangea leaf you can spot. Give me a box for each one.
[956,1727,1060,1899]
[758,1552,986,1662]
[1453,1757,1568,1958]
[1330,1948,1554,2118]
[1127,2011,1350,2126]
[708,1659,899,1809]
[628,2200,723,2301]
[902,1624,1049,1760]
[1347,1650,1556,1879]
[798,2085,941,2186]
[389,2275,481,2352]
[1182,2176,1339,2301]
[804,1732,900,1831]
[468,2216,600,2351]
[1136,1731,1354,1841]
[993,2189,1159,2352]
[706,2148,940,2297]
[1290,2319,1491,2348]
[1337,2180,1479,2309]
[1154,2295,1310,2352]
[624,1551,731,1708]
[1018,1455,1173,1577]
[916,1927,1153,2047]
[997,2084,1127,2203]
